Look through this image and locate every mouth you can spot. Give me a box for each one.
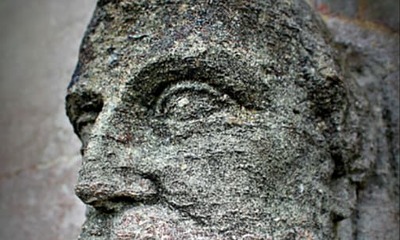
[80,204,203,240]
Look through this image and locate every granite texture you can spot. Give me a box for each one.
[0,0,397,239]
[66,0,398,239]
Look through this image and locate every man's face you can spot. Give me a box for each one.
[67,1,341,239]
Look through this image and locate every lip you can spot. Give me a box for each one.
[75,175,158,211]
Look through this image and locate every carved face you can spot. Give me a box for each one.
[67,1,349,239]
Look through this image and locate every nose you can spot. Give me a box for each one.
[75,171,158,211]
[75,110,159,211]
[75,105,158,210]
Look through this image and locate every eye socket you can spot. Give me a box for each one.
[161,92,219,120]
[75,111,99,135]
[66,92,104,141]
[156,82,233,121]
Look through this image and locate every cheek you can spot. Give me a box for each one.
[153,127,324,198]
[149,131,272,203]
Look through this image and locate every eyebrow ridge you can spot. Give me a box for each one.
[122,54,266,110]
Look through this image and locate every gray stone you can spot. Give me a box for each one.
[66,0,399,239]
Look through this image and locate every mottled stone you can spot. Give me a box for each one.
[66,0,398,239]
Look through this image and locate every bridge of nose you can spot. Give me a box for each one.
[75,104,159,210]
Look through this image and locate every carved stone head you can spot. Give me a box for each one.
[66,0,372,239]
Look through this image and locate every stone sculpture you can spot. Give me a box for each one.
[66,0,399,239]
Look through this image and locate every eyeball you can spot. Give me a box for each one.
[156,81,234,121]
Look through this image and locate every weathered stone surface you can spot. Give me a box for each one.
[66,0,399,239]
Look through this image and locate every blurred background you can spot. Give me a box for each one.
[310,0,399,32]
[0,0,398,239]
[0,1,97,239]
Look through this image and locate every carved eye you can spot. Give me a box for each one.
[156,82,232,120]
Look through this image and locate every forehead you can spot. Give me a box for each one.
[67,0,337,107]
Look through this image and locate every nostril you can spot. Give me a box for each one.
[75,176,159,212]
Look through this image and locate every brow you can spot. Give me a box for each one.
[122,54,267,110]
